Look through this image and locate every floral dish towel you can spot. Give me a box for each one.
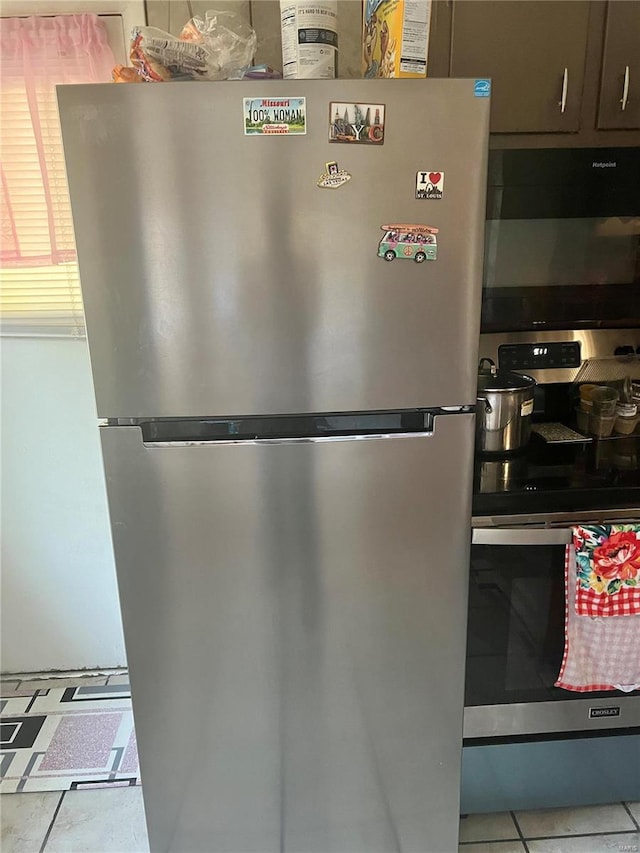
[556,544,640,692]
[573,525,640,617]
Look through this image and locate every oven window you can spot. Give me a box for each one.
[467,543,572,706]
[481,217,640,331]
[466,541,640,706]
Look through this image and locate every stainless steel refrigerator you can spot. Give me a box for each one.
[58,79,489,853]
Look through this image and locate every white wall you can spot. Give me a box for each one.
[1,338,126,672]
[0,0,146,674]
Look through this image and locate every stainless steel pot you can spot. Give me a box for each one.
[477,358,536,454]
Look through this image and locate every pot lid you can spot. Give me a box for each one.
[478,358,536,392]
[478,372,536,392]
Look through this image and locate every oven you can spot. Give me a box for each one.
[482,147,640,333]
[466,510,640,740]
[467,329,640,742]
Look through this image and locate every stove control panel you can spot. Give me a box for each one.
[499,341,581,371]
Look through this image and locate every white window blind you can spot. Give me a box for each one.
[0,74,83,336]
[0,263,84,336]
[0,13,117,337]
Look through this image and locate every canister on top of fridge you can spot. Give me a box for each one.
[280,1,338,79]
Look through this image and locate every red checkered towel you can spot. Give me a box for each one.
[555,545,640,692]
[573,525,640,617]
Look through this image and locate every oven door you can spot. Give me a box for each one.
[465,515,640,740]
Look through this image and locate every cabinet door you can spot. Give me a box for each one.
[598,1,640,129]
[450,1,591,133]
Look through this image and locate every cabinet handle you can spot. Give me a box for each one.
[559,67,569,113]
[620,65,630,111]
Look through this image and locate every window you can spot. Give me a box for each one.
[0,12,120,337]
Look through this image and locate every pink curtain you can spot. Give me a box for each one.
[0,15,115,267]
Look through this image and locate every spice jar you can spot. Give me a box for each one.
[614,402,639,435]
[590,412,616,438]
[575,406,590,433]
[591,386,619,416]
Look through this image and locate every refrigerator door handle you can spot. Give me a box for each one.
[141,431,435,448]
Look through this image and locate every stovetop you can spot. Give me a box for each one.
[473,430,640,517]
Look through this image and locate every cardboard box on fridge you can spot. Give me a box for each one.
[363,0,432,78]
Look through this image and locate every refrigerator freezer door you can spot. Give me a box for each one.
[59,80,489,418]
[101,413,474,853]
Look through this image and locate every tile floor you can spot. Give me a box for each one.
[2,674,640,853]
[2,787,640,853]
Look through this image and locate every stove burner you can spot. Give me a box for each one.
[473,431,640,516]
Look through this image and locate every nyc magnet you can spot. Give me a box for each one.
[416,171,444,200]
[317,162,352,189]
[329,102,385,144]
[378,224,438,262]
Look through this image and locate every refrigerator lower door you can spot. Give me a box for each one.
[101,413,474,853]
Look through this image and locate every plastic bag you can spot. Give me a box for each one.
[130,10,257,82]
[181,10,258,78]
[130,27,208,81]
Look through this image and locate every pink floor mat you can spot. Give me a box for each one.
[1,681,140,793]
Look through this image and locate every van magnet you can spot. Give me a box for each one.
[416,171,444,200]
[378,224,438,262]
[317,161,352,189]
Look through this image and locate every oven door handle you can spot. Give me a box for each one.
[472,527,572,546]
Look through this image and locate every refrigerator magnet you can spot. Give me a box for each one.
[329,102,385,144]
[416,171,444,200]
[317,162,352,189]
[378,224,438,262]
[243,97,307,135]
